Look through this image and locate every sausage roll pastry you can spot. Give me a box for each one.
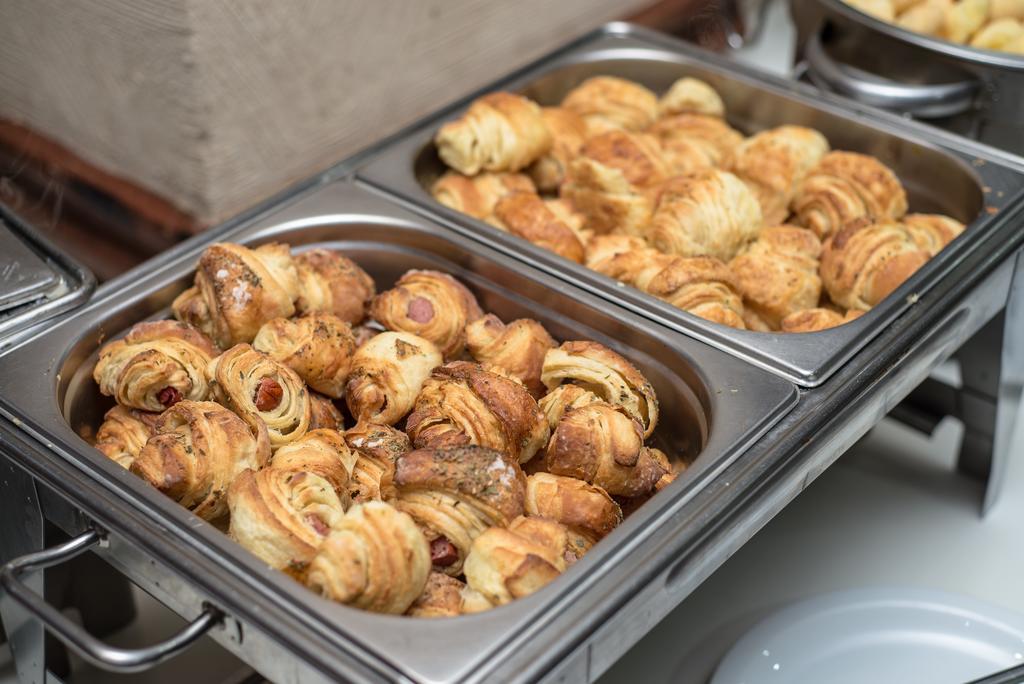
[345,331,441,425]
[538,384,601,431]
[525,472,622,545]
[791,151,908,240]
[407,572,469,618]
[131,400,270,521]
[306,501,431,614]
[344,421,410,504]
[646,169,763,260]
[94,405,160,469]
[252,313,355,398]
[729,226,823,328]
[228,468,347,576]
[206,344,312,450]
[634,254,747,329]
[544,402,667,497]
[406,362,550,464]
[308,392,344,431]
[93,320,218,412]
[648,114,744,177]
[541,341,659,437]
[561,76,659,134]
[435,92,552,175]
[658,77,726,117]
[270,428,356,497]
[820,220,931,311]
[727,125,831,225]
[370,270,483,359]
[780,307,863,333]
[172,242,299,348]
[944,0,989,42]
[393,445,526,575]
[293,248,375,325]
[431,171,536,223]
[529,107,588,192]
[902,213,965,256]
[465,314,556,398]
[491,191,587,263]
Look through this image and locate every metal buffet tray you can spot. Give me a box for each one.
[355,22,1024,387]
[0,182,797,683]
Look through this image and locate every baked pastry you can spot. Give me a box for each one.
[491,191,587,263]
[992,0,1024,19]
[370,270,483,359]
[344,331,442,426]
[293,249,375,325]
[344,421,410,504]
[435,92,552,175]
[648,114,744,177]
[406,362,549,464]
[407,572,469,618]
[646,169,763,260]
[252,313,355,398]
[525,472,622,544]
[537,384,601,430]
[820,220,931,310]
[465,314,556,398]
[270,428,356,497]
[561,76,659,134]
[584,234,654,281]
[658,77,726,117]
[228,467,347,576]
[94,405,160,469]
[131,400,270,521]
[780,307,862,333]
[728,126,831,225]
[541,341,659,437]
[306,501,431,614]
[847,0,896,19]
[944,0,990,42]
[172,242,299,348]
[634,254,747,329]
[544,402,666,497]
[206,343,312,450]
[431,171,536,222]
[529,107,588,192]
[791,151,908,240]
[393,445,526,575]
[93,320,218,412]
[902,213,965,256]
[970,17,1024,47]
[897,0,949,33]
[308,392,344,431]
[729,226,823,328]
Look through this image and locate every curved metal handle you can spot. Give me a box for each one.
[805,32,978,118]
[0,529,222,673]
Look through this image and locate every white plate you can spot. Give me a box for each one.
[712,588,1024,684]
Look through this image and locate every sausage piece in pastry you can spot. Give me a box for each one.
[431,171,536,223]
[525,472,622,545]
[94,405,161,469]
[491,191,587,263]
[293,249,375,325]
[270,428,356,497]
[253,313,356,398]
[345,331,442,426]
[344,421,410,504]
[562,76,658,134]
[528,107,588,192]
[465,314,556,398]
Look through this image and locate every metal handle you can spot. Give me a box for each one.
[805,32,978,118]
[0,528,222,673]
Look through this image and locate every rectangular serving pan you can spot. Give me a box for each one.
[0,181,796,683]
[355,22,1024,387]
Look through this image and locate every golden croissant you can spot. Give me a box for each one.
[393,445,526,575]
[465,314,556,398]
[206,343,312,450]
[228,467,348,576]
[344,421,410,504]
[648,114,744,177]
[658,77,726,117]
[561,76,659,134]
[729,225,823,328]
[634,253,747,329]
[370,270,483,359]
[791,151,908,240]
[131,400,270,521]
[308,392,344,431]
[172,242,299,348]
[94,405,160,469]
[902,213,965,256]
[529,107,588,192]
[431,171,536,222]
[538,384,602,431]
[406,361,550,464]
[584,234,654,282]
[541,341,659,437]
[407,572,470,618]
[345,331,442,426]
[270,428,356,497]
[435,92,552,175]
[525,472,622,545]
[252,313,355,398]
[93,320,218,412]
[491,191,587,263]
[944,0,989,42]
[293,248,375,325]
[306,501,431,614]
[780,307,863,333]
[897,0,949,34]
[646,169,763,260]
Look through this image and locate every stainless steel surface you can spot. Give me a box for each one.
[354,23,1024,387]
[0,181,796,683]
[0,228,56,312]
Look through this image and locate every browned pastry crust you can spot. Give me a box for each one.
[370,270,483,359]
[431,171,536,222]
[131,400,270,521]
[541,341,659,437]
[344,331,442,426]
[648,114,743,176]
[435,92,552,175]
[492,191,587,263]
[584,234,652,281]
[344,421,410,504]
[270,428,357,497]
[791,151,909,240]
[93,320,218,412]
[393,445,526,575]
[252,313,355,398]
[228,467,347,576]
[407,571,468,618]
[293,248,375,325]
[562,76,659,134]
[465,314,556,398]
[94,405,160,469]
[306,501,431,614]
[308,392,344,431]
[658,77,726,117]
[902,213,965,257]
[537,384,601,431]
[525,472,622,544]
[529,107,588,192]
[172,242,299,348]
[406,362,550,464]
[634,253,747,329]
[780,307,862,333]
